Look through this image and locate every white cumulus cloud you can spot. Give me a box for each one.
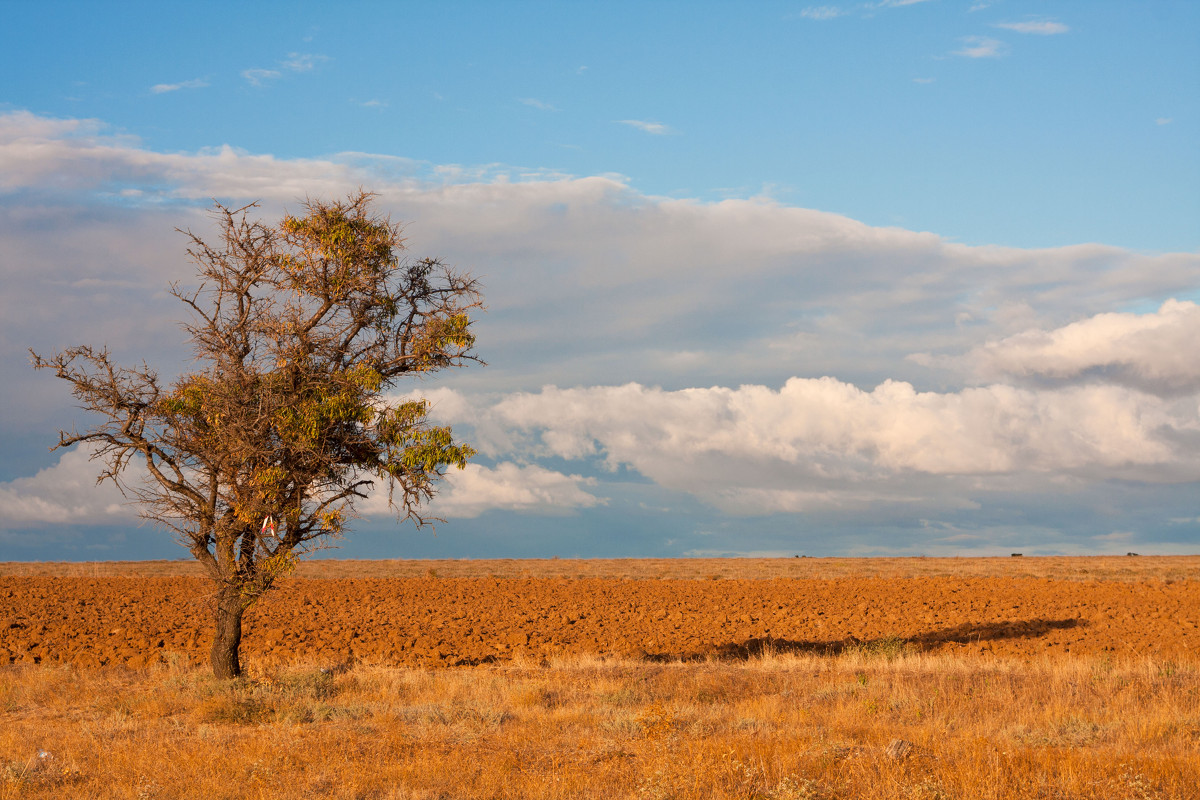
[430,377,1200,514]
[0,450,600,528]
[966,299,1200,394]
[0,446,135,528]
[358,461,601,519]
[432,462,602,518]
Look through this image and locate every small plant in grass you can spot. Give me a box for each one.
[636,767,679,800]
[2,750,82,791]
[134,774,163,800]
[905,780,952,800]
[637,700,679,740]
[725,753,829,800]
[1118,770,1162,800]
[196,691,273,725]
[854,636,912,661]
[272,666,340,700]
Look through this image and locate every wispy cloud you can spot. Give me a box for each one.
[358,99,387,108]
[798,5,846,20]
[1156,117,1173,126]
[241,68,282,87]
[149,78,209,94]
[618,119,672,135]
[519,97,556,111]
[242,53,329,86]
[281,52,329,72]
[994,20,1070,35]
[913,77,935,84]
[954,36,1008,59]
[796,1,929,19]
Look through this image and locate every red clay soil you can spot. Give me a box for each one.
[3,573,1197,669]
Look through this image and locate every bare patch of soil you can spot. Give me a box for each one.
[3,565,1197,668]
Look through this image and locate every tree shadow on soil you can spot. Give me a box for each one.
[645,618,1087,662]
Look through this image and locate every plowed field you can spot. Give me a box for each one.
[3,560,1198,668]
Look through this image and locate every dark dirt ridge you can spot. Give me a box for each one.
[3,573,1197,668]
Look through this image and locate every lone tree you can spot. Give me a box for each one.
[32,192,481,678]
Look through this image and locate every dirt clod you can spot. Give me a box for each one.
[885,739,913,760]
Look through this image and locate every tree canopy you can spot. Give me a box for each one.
[32,192,482,677]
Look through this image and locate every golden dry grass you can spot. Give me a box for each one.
[2,554,1196,582]
[2,649,1196,799]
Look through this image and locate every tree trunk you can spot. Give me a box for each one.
[210,584,244,679]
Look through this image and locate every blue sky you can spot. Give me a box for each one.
[2,0,1198,560]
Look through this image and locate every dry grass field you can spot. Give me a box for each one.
[1,557,1197,799]
[3,554,1196,582]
